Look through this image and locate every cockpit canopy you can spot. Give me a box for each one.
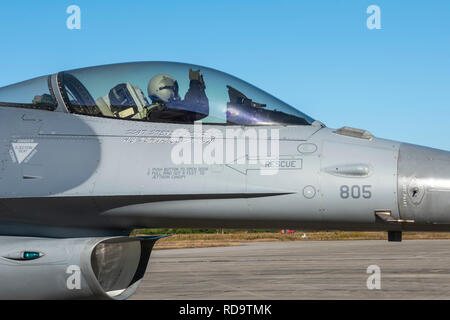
[0,62,314,126]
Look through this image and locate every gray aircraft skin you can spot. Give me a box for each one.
[0,61,448,299]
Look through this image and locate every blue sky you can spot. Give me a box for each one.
[0,0,448,150]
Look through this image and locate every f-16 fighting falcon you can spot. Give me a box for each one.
[0,61,448,299]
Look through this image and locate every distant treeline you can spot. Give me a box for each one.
[132,228,282,235]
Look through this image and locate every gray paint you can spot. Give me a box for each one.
[0,105,449,234]
[0,236,158,299]
[0,63,449,299]
[398,143,450,224]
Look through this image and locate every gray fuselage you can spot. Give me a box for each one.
[0,106,449,237]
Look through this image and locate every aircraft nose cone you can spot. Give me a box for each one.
[398,143,450,224]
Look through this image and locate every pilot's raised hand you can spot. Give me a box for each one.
[189,69,206,89]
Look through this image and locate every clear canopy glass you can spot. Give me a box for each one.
[0,75,56,110]
[0,62,314,126]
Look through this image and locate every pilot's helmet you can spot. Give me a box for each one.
[148,74,180,103]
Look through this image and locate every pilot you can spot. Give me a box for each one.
[146,69,209,122]
[147,73,181,111]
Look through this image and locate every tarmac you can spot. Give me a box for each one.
[132,240,450,299]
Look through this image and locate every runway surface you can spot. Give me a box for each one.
[132,240,450,299]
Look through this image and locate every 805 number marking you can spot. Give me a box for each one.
[340,185,372,199]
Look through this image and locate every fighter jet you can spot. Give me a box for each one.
[0,61,448,299]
